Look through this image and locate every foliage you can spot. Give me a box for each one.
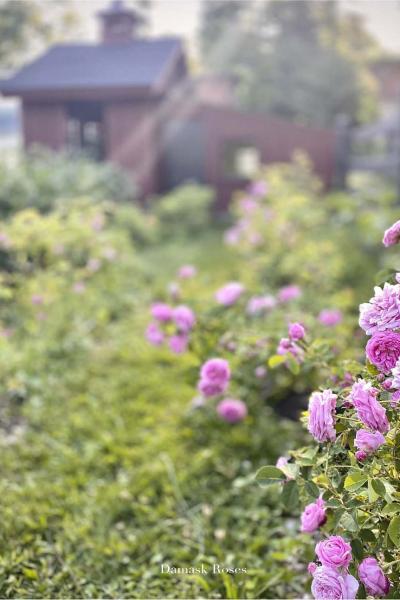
[258,268,400,598]
[0,153,399,598]
[168,159,397,429]
[154,183,214,238]
[0,209,306,599]
[0,150,136,216]
[0,0,80,70]
[199,0,379,125]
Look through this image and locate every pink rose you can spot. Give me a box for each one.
[350,379,389,434]
[315,535,352,570]
[288,322,305,340]
[355,450,368,462]
[366,332,400,373]
[168,334,189,354]
[146,323,164,346]
[151,302,173,322]
[246,295,276,315]
[319,309,342,327]
[215,282,244,306]
[307,389,337,443]
[198,358,231,397]
[311,566,359,600]
[391,389,400,407]
[393,358,400,389]
[31,294,44,305]
[359,283,400,335]
[358,557,390,597]
[239,196,258,213]
[224,227,241,246]
[308,562,317,575]
[173,305,196,332]
[198,379,226,397]
[248,180,267,197]
[217,398,247,423]
[277,337,304,360]
[200,358,230,386]
[300,497,326,533]
[383,220,400,247]
[278,285,301,303]
[354,429,385,455]
[178,265,197,279]
[255,365,267,379]
[382,378,393,391]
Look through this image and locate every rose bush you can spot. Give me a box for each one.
[257,221,400,599]
[173,160,398,428]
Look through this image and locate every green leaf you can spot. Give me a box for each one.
[23,568,38,580]
[279,462,298,480]
[255,466,285,487]
[388,515,400,546]
[344,471,368,492]
[382,503,400,516]
[324,498,342,509]
[294,447,318,466]
[368,479,379,503]
[339,511,358,532]
[374,268,395,286]
[286,354,300,375]
[371,478,387,498]
[351,539,364,561]
[366,361,379,376]
[332,508,346,530]
[359,529,376,543]
[305,481,320,499]
[281,480,299,512]
[268,354,286,369]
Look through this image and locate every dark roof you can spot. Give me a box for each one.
[0,38,183,95]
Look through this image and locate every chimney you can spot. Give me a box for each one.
[98,0,143,44]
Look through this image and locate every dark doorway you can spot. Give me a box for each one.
[161,119,206,190]
[66,101,104,161]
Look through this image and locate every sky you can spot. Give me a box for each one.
[74,0,400,53]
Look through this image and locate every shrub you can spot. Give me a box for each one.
[0,148,136,216]
[154,183,214,237]
[257,220,400,599]
[162,160,396,427]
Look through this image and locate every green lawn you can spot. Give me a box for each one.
[0,233,308,599]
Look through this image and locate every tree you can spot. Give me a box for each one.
[0,0,80,71]
[198,0,380,126]
[0,0,153,72]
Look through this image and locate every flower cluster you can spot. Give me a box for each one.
[277,321,306,361]
[146,301,196,354]
[215,282,245,306]
[308,535,390,599]
[258,219,400,598]
[195,358,247,422]
[198,358,231,397]
[309,536,358,599]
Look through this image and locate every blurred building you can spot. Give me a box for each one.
[372,56,400,117]
[0,0,335,209]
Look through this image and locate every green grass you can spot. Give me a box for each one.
[0,233,309,599]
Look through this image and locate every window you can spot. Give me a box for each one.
[223,141,261,178]
[66,102,104,161]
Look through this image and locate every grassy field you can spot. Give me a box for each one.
[0,232,308,599]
